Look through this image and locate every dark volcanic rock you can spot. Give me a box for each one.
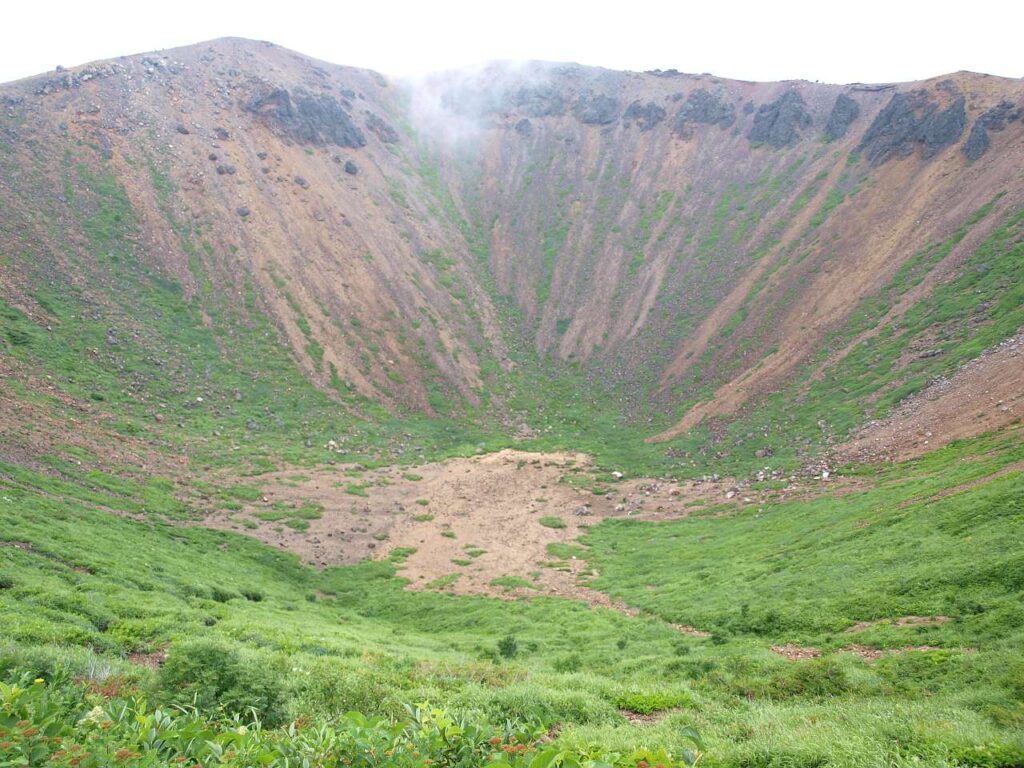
[860,91,966,164]
[514,118,533,136]
[672,89,736,137]
[214,126,230,140]
[921,96,965,158]
[246,87,366,148]
[510,85,566,117]
[623,100,666,131]
[364,111,399,143]
[824,94,860,140]
[344,160,359,175]
[574,93,620,125]
[748,91,811,147]
[964,100,1022,161]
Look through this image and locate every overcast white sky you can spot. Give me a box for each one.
[3,1,1022,85]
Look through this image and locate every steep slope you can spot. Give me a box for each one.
[1,38,1023,473]
[419,63,1024,452]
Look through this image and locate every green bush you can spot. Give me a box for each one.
[498,634,518,659]
[614,689,690,714]
[765,659,852,700]
[156,640,288,725]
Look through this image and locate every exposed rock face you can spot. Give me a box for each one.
[365,111,399,143]
[574,93,620,125]
[921,96,965,158]
[859,91,965,164]
[510,85,566,117]
[245,87,366,148]
[964,100,1022,161]
[748,90,811,147]
[824,94,860,140]
[672,89,735,137]
[622,100,666,131]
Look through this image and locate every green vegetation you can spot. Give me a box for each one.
[3,68,1024,768]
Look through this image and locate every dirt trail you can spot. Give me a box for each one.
[205,449,782,603]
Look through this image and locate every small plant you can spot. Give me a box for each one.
[539,516,567,529]
[413,513,434,522]
[497,634,518,659]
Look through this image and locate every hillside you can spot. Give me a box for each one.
[1,38,1023,768]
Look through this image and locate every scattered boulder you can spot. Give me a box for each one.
[748,90,811,147]
[214,126,230,140]
[514,118,533,136]
[175,123,190,135]
[824,94,860,141]
[574,93,620,125]
[344,160,359,175]
[672,89,736,137]
[293,175,309,188]
[236,206,250,217]
[216,164,237,176]
[622,100,666,131]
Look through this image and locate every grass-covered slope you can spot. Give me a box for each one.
[3,429,1024,766]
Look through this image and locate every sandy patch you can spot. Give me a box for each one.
[205,449,779,605]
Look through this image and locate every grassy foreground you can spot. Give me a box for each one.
[3,426,1024,767]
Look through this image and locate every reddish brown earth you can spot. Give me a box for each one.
[2,39,1022,449]
[205,449,810,603]
[836,333,1024,462]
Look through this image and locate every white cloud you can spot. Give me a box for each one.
[2,0,1021,85]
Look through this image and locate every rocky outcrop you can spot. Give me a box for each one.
[514,118,533,136]
[574,93,620,125]
[510,85,566,118]
[748,91,811,147]
[859,91,965,164]
[622,100,666,131]
[245,87,366,148]
[824,94,860,140]
[365,111,399,143]
[964,100,1022,161]
[672,89,735,138]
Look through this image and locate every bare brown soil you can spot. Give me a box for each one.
[845,615,953,633]
[205,449,786,605]
[771,644,822,660]
[837,333,1024,462]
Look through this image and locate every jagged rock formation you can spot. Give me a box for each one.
[859,89,966,163]
[824,94,860,140]
[964,99,1022,160]
[672,88,736,136]
[245,87,367,147]
[748,90,811,146]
